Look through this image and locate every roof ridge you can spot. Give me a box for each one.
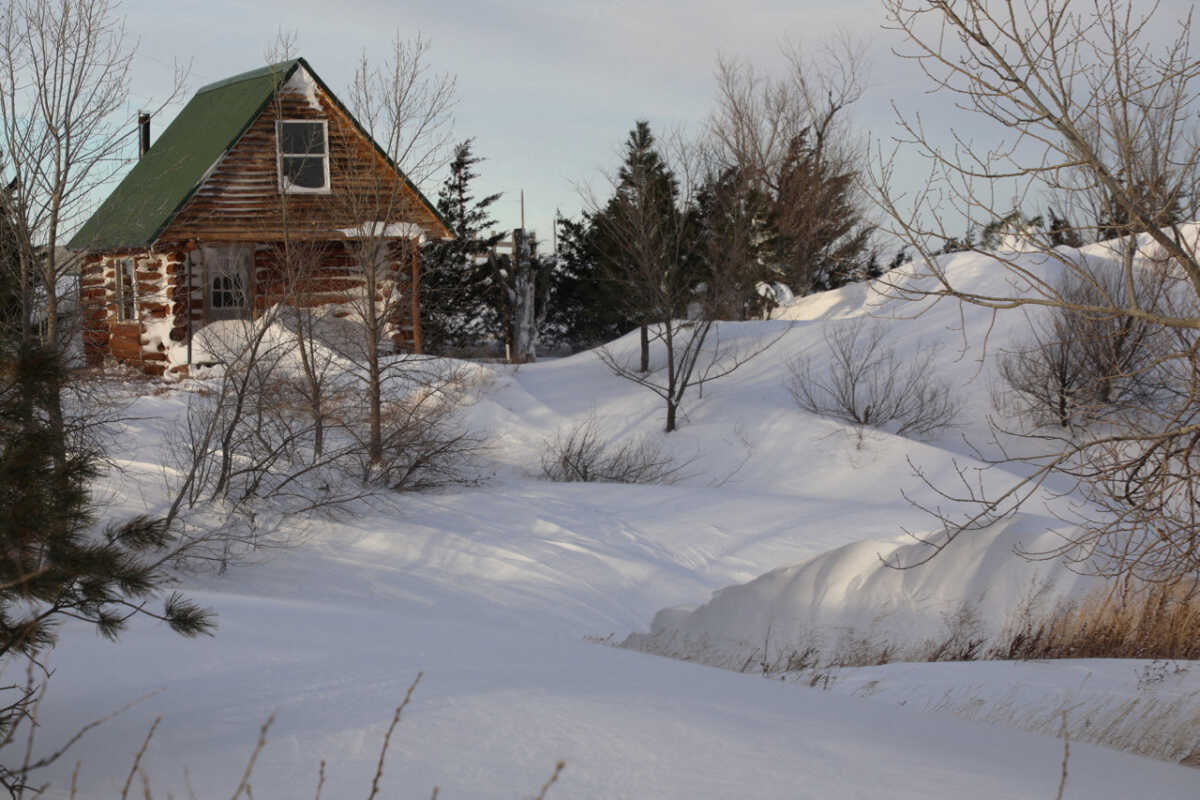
[196,58,300,95]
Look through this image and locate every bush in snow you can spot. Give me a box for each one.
[540,419,682,485]
[786,318,960,439]
[995,271,1166,430]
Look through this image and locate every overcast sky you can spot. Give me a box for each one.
[116,0,1194,247]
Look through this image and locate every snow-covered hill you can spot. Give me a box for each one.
[31,237,1200,797]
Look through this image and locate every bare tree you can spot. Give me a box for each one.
[0,0,184,351]
[337,34,455,472]
[875,0,1200,316]
[874,0,1200,581]
[787,318,960,439]
[591,123,789,432]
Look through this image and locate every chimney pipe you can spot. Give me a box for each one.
[138,112,150,159]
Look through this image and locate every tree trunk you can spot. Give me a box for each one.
[511,229,537,363]
[640,323,649,373]
[364,275,383,467]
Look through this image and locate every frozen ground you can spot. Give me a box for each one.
[30,239,1200,797]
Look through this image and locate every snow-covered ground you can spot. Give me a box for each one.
[30,239,1200,797]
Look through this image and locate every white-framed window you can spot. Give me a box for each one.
[115,257,137,321]
[204,245,253,321]
[277,119,330,193]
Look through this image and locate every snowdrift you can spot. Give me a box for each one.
[621,231,1200,672]
[623,515,1098,671]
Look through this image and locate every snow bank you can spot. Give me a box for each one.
[623,231,1200,674]
[622,515,1099,671]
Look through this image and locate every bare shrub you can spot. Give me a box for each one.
[996,310,1092,430]
[996,271,1167,429]
[348,361,484,491]
[540,418,682,484]
[165,322,482,571]
[786,319,959,438]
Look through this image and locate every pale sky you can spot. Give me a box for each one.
[116,0,1194,247]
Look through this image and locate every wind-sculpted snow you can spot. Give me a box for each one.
[622,514,1097,671]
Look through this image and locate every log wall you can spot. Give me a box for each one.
[158,77,447,243]
[81,240,421,375]
[81,249,188,376]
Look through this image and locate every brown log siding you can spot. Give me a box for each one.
[158,83,445,243]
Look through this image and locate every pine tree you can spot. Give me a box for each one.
[0,200,213,790]
[421,139,503,353]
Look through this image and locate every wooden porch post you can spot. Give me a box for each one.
[409,242,423,354]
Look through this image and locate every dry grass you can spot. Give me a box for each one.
[993,580,1200,661]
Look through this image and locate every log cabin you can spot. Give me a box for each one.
[68,57,452,376]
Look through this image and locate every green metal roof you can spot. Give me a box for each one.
[69,60,302,251]
[68,57,450,250]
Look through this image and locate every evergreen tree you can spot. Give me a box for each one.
[589,121,692,371]
[0,200,212,791]
[421,139,504,353]
[1096,172,1186,242]
[937,226,976,255]
[541,213,635,351]
[980,208,1043,250]
[691,165,774,319]
[1046,208,1084,248]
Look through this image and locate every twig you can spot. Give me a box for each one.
[533,761,566,800]
[1055,711,1070,800]
[230,713,275,800]
[366,671,423,800]
[121,716,162,800]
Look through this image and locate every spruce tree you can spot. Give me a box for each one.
[421,139,504,353]
[589,121,691,370]
[545,213,638,350]
[692,165,774,319]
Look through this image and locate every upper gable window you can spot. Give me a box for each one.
[277,120,330,193]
